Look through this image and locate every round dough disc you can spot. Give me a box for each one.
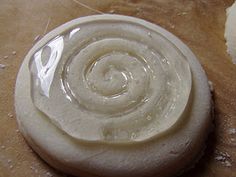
[15,15,212,177]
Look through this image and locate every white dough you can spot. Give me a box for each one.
[225,1,236,64]
[15,15,212,177]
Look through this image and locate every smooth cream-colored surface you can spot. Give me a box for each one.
[29,15,192,143]
[15,15,211,177]
[225,1,236,64]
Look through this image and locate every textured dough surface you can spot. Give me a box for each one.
[15,15,212,177]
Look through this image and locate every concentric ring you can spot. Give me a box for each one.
[28,18,192,143]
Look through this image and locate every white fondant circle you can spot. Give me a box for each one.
[15,15,212,177]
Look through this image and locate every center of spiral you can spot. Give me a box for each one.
[86,54,130,97]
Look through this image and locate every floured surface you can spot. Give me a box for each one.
[0,0,236,177]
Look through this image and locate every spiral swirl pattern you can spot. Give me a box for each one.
[29,16,192,143]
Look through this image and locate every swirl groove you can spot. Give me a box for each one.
[29,17,192,143]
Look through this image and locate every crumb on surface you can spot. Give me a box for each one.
[0,64,6,69]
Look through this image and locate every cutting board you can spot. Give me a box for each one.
[0,0,235,177]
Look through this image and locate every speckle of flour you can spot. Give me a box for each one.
[177,12,188,16]
[208,81,214,92]
[224,160,232,167]
[3,55,8,59]
[170,24,175,29]
[228,128,236,135]
[46,172,53,177]
[215,155,224,161]
[109,9,115,14]
[30,164,41,174]
[12,51,16,55]
[8,113,13,118]
[214,150,232,167]
[0,64,6,69]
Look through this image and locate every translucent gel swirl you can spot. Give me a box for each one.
[29,18,192,143]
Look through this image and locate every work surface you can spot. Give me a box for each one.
[0,0,236,177]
